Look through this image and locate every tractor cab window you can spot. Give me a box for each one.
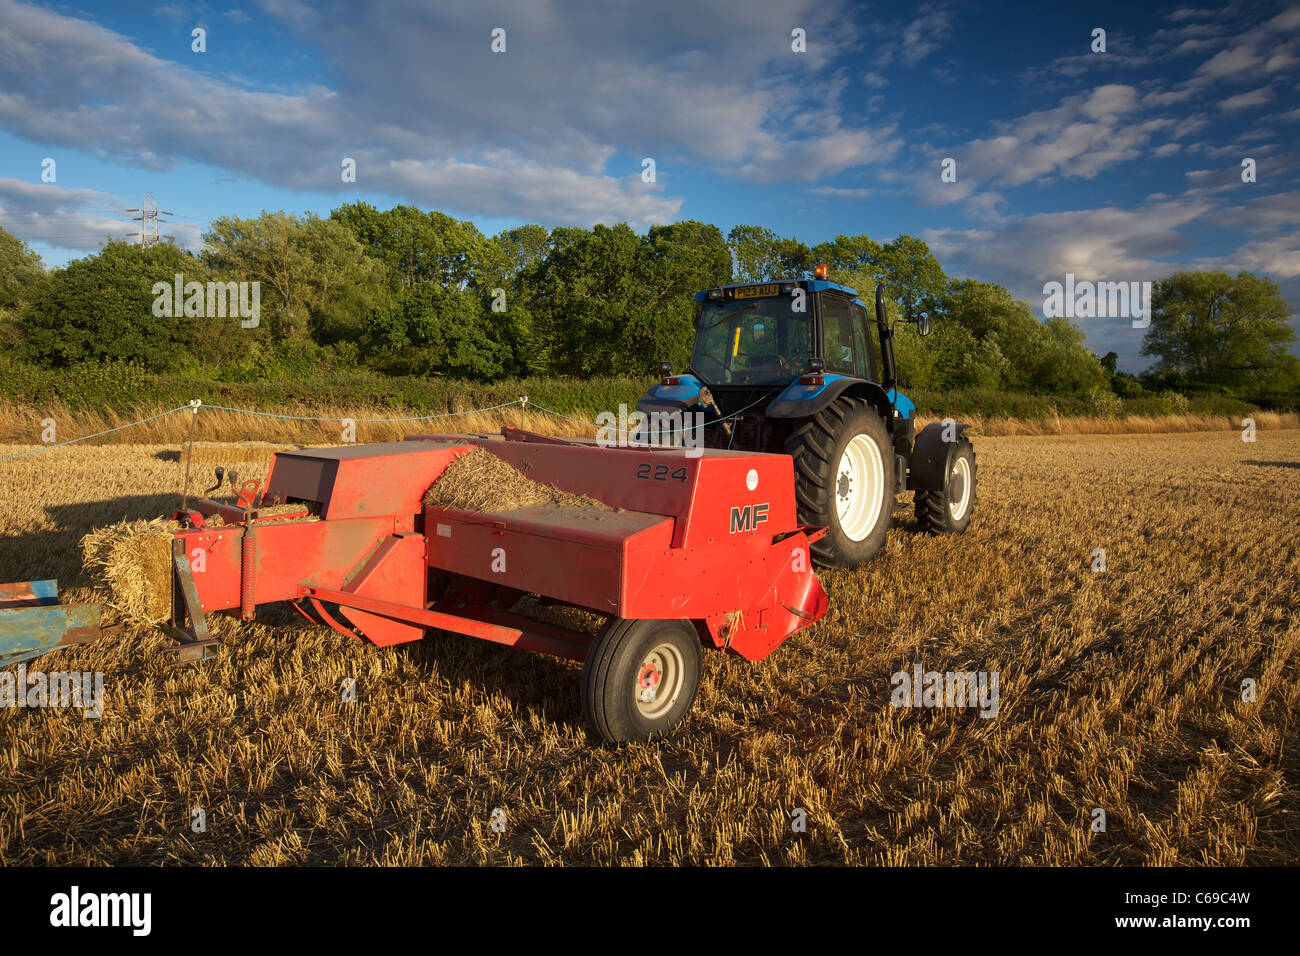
[691,296,814,386]
[820,296,857,376]
[850,303,877,381]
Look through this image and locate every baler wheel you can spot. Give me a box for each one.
[785,397,894,569]
[915,438,977,534]
[582,618,701,743]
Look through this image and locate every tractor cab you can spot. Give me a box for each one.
[640,272,901,458]
[688,278,878,387]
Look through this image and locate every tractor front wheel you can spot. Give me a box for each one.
[786,397,895,569]
[582,618,702,743]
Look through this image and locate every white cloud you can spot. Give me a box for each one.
[915,85,1167,205]
[1219,85,1276,110]
[899,3,954,66]
[924,180,1300,369]
[807,186,873,198]
[923,194,1217,369]
[0,0,897,227]
[0,177,206,252]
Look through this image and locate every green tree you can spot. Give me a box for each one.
[330,202,492,290]
[874,235,949,319]
[1032,316,1108,393]
[0,228,44,313]
[19,240,212,370]
[0,229,45,348]
[531,223,651,375]
[480,224,551,372]
[632,220,731,370]
[812,234,883,276]
[492,224,550,287]
[366,284,514,378]
[1142,270,1299,396]
[203,211,387,343]
[863,273,1107,393]
[528,221,730,376]
[728,225,812,282]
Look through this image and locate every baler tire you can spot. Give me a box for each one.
[582,618,701,743]
[915,438,976,534]
[785,397,894,569]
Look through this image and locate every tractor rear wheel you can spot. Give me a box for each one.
[786,397,894,569]
[582,618,702,743]
[915,438,976,534]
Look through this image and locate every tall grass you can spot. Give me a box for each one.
[0,399,1293,448]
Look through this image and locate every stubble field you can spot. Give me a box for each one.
[0,424,1297,865]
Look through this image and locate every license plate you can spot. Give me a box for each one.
[734,284,779,299]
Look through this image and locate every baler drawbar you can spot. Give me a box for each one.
[166,429,829,741]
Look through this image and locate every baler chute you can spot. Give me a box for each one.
[163,431,830,741]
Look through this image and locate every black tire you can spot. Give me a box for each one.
[785,397,895,569]
[582,618,702,743]
[915,438,976,534]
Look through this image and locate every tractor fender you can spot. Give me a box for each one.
[766,376,893,422]
[909,421,972,492]
[636,374,702,415]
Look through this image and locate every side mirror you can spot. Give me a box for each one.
[916,314,932,337]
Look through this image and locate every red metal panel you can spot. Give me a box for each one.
[425,507,643,615]
[339,533,427,646]
[176,516,393,613]
[679,454,798,552]
[264,441,469,519]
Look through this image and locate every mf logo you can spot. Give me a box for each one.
[729,502,770,533]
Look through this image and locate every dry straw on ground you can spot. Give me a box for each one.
[80,517,177,624]
[0,427,1297,865]
[423,446,610,513]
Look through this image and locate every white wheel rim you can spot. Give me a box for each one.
[948,456,972,520]
[636,642,684,719]
[835,434,885,541]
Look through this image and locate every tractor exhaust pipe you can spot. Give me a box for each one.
[875,283,897,391]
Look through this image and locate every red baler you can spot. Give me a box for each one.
[167,430,829,741]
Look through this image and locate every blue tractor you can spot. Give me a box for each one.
[636,269,976,569]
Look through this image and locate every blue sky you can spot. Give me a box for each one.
[0,0,1296,371]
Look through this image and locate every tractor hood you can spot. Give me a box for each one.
[638,373,703,412]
